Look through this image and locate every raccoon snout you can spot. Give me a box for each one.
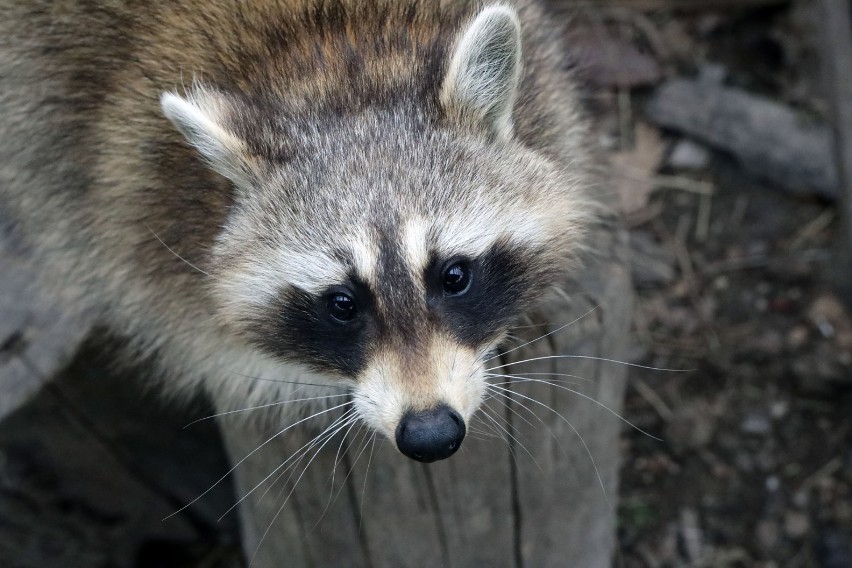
[395,404,466,463]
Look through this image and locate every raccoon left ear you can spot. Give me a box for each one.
[440,5,522,139]
[161,90,255,187]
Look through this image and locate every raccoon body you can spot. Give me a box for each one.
[0,1,594,464]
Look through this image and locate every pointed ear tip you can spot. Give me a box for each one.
[481,4,518,17]
[160,92,183,115]
[477,4,520,27]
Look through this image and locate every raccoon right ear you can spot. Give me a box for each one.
[440,5,522,139]
[161,91,255,187]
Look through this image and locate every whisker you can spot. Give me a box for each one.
[308,421,364,533]
[480,401,540,469]
[485,386,572,459]
[468,415,502,439]
[486,370,590,384]
[239,411,358,517]
[487,305,600,361]
[163,400,352,522]
[477,406,520,465]
[488,376,661,441]
[330,419,361,485]
[487,354,692,373]
[147,224,215,279]
[358,432,378,532]
[249,416,357,566]
[268,420,362,509]
[465,432,493,442]
[488,377,582,390]
[485,390,537,430]
[467,424,499,439]
[509,322,559,330]
[267,415,358,508]
[488,384,609,505]
[184,393,350,427]
[223,367,351,390]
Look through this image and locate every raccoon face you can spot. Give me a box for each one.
[161,6,590,462]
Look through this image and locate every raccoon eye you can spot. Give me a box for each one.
[442,262,472,296]
[327,292,357,322]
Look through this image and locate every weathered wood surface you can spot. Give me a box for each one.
[0,219,630,567]
[0,233,93,421]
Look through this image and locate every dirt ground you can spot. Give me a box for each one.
[577,1,852,566]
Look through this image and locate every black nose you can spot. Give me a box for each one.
[395,405,466,463]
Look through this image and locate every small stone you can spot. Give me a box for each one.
[792,491,809,508]
[665,401,718,453]
[741,412,772,435]
[787,326,809,349]
[679,508,703,561]
[770,401,789,419]
[754,330,784,356]
[698,63,727,85]
[784,510,810,539]
[668,139,712,170]
[808,295,852,344]
[756,519,779,549]
[817,319,836,339]
[765,475,781,492]
[809,295,849,324]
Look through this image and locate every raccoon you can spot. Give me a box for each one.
[0,0,600,557]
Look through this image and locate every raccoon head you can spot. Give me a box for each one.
[161,6,591,462]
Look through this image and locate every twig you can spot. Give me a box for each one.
[631,377,674,421]
[703,249,830,275]
[685,548,751,568]
[797,456,842,495]
[790,209,835,250]
[654,174,716,196]
[696,193,713,243]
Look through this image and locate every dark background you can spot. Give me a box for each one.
[562,1,852,566]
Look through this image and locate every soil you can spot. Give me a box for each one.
[583,2,852,566]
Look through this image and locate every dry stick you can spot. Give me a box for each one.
[818,0,852,305]
[631,377,674,422]
[790,210,836,251]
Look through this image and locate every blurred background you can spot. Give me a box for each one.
[560,0,852,566]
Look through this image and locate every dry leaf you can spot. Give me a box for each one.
[610,121,665,215]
